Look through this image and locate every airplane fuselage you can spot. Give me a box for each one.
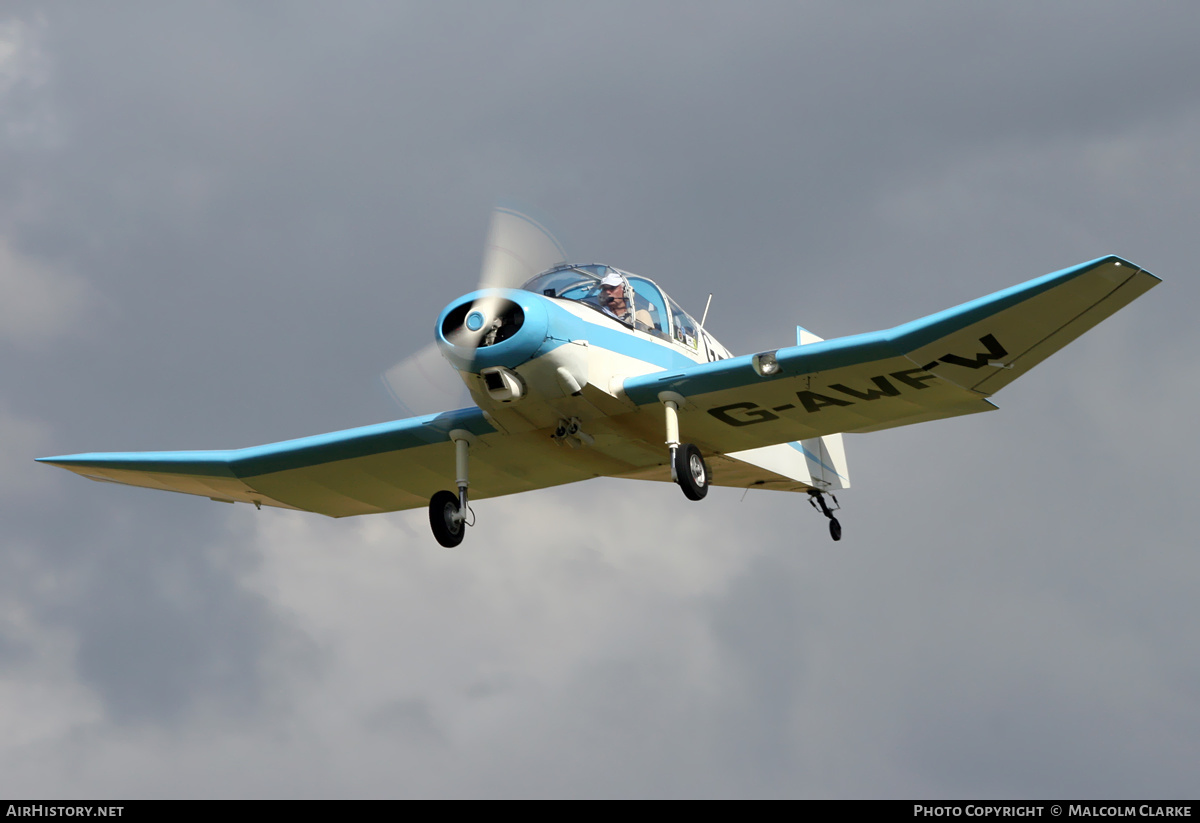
[435,274,728,438]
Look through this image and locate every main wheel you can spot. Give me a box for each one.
[429,490,466,547]
[829,517,842,542]
[674,443,710,501]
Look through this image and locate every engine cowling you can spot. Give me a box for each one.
[435,288,551,374]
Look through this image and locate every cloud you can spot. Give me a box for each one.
[0,236,90,349]
[1,1,1197,799]
[0,402,54,496]
[0,14,57,147]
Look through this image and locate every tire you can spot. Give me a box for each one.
[674,443,710,501]
[829,517,842,542]
[429,490,465,547]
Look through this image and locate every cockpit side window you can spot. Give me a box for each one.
[667,298,701,351]
[626,276,668,336]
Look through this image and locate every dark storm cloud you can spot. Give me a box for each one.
[0,469,316,726]
[1,1,1196,798]
[48,515,311,726]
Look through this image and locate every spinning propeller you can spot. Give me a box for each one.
[381,205,568,417]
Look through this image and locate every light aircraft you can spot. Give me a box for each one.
[38,208,1160,545]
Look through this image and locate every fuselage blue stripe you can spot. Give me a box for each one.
[541,299,706,371]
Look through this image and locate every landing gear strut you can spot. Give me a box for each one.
[661,391,709,501]
[808,490,842,542]
[428,429,475,547]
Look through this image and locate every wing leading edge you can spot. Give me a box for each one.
[38,406,606,517]
[38,407,497,516]
[619,255,1160,454]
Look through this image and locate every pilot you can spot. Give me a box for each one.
[598,272,632,323]
[599,271,654,330]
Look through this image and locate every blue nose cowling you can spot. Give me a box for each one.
[435,288,552,373]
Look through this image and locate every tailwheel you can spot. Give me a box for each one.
[429,489,466,548]
[674,443,710,501]
[808,490,842,542]
[829,517,842,542]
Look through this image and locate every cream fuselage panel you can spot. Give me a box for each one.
[462,298,710,436]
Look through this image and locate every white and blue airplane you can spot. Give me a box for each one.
[38,208,1160,546]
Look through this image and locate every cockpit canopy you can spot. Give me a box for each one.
[521,263,728,360]
[521,264,645,324]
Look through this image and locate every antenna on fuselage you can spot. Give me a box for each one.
[700,293,713,327]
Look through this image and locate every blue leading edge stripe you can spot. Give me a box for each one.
[621,255,1147,405]
[37,406,496,479]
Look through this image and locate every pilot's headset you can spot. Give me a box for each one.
[599,270,634,323]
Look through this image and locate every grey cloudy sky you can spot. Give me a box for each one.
[1,2,1197,798]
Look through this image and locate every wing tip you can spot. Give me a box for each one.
[1100,254,1162,283]
[36,453,122,467]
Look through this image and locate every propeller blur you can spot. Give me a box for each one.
[382,205,567,417]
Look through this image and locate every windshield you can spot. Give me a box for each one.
[522,265,608,307]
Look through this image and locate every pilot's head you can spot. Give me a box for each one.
[599,272,631,321]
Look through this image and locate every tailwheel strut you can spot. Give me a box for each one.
[808,490,842,542]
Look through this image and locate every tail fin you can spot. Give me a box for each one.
[794,325,849,488]
[720,324,850,491]
[800,432,849,490]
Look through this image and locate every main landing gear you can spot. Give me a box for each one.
[809,490,842,541]
[660,391,710,501]
[428,429,476,548]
